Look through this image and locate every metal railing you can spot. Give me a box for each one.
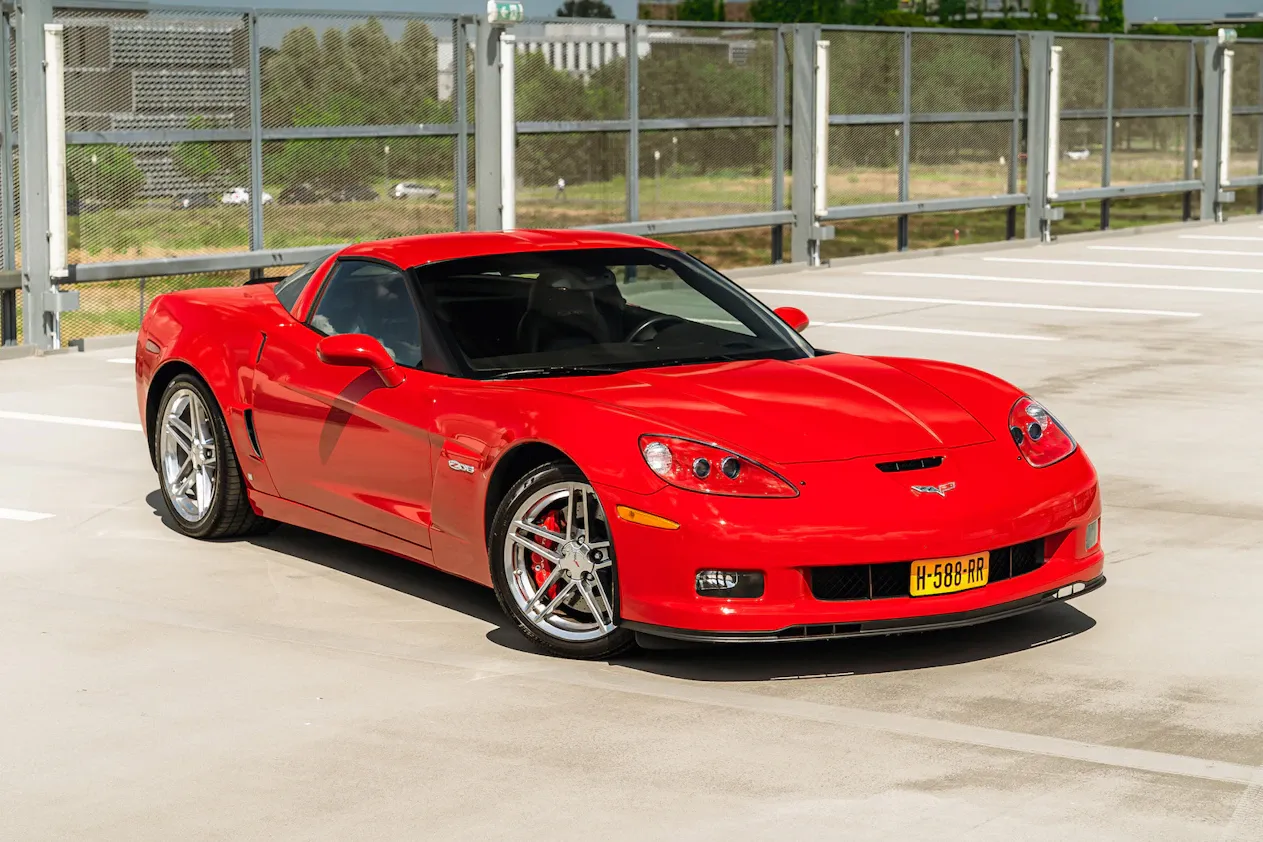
[1,0,1255,351]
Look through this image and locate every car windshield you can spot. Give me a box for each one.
[414,247,814,378]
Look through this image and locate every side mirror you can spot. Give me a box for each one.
[774,306,810,333]
[316,333,404,388]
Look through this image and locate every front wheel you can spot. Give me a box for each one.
[489,462,636,659]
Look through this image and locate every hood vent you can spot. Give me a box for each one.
[875,456,944,473]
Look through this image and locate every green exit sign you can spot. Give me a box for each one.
[487,0,525,23]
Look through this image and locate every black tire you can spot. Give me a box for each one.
[153,373,275,540]
[489,461,637,659]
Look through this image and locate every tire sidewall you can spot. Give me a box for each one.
[489,461,635,659]
[155,374,234,539]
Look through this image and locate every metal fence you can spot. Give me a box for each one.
[1,0,1256,350]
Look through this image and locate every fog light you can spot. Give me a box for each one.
[695,569,764,598]
[1085,519,1100,551]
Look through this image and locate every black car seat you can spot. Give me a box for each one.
[516,267,625,353]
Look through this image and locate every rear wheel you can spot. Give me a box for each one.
[155,374,273,539]
[490,462,636,659]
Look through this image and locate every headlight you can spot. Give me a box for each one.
[1008,396,1077,467]
[638,435,798,497]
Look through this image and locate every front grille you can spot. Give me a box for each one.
[810,538,1045,601]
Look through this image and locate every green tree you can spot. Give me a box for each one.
[677,0,724,21]
[66,145,146,208]
[1099,0,1124,33]
[556,0,615,16]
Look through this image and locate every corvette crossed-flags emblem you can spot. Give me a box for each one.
[911,482,956,497]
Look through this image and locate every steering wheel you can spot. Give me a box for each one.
[625,314,686,343]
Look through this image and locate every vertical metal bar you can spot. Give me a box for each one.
[771,25,786,263]
[474,15,503,230]
[1024,32,1051,240]
[626,23,639,223]
[1007,32,1020,240]
[790,24,819,265]
[0,11,15,274]
[454,18,469,232]
[247,13,264,269]
[1101,36,1114,230]
[139,276,146,329]
[1185,39,1197,220]
[1202,37,1225,222]
[43,22,65,349]
[500,32,515,231]
[898,29,911,251]
[16,0,53,349]
[1257,49,1263,214]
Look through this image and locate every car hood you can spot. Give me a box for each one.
[527,354,996,465]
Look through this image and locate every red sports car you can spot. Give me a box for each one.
[135,230,1104,658]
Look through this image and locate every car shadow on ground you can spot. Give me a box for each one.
[146,489,1099,676]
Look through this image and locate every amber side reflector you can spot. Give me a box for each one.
[615,505,680,530]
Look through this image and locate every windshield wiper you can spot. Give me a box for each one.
[488,364,626,380]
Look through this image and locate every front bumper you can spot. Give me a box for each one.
[596,443,1104,635]
[624,574,1105,643]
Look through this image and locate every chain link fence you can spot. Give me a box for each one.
[2,10,1256,348]
[57,266,300,347]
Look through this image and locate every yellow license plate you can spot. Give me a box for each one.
[910,552,990,597]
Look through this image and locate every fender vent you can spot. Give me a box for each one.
[243,409,263,458]
[876,456,944,473]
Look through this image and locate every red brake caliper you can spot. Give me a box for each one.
[531,509,564,599]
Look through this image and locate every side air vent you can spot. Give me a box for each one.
[243,409,263,458]
[876,456,944,473]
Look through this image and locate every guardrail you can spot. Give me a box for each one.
[1,1,1255,351]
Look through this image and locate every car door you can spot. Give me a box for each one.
[251,258,435,549]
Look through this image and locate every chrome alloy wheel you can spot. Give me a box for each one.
[503,482,617,643]
[159,387,218,523]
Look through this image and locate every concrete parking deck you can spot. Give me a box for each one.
[2,219,1263,840]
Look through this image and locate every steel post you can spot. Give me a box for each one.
[454,18,469,231]
[247,13,264,268]
[1024,32,1053,240]
[897,30,911,251]
[1101,36,1114,230]
[1202,37,1230,222]
[16,0,53,349]
[771,25,787,263]
[475,15,506,230]
[626,23,639,223]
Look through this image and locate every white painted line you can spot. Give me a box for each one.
[106,357,133,364]
[814,322,1059,342]
[1179,234,1263,243]
[748,287,1199,318]
[985,257,1263,275]
[0,409,142,432]
[863,269,1263,296]
[1089,244,1263,257]
[0,507,54,522]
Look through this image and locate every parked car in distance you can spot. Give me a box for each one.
[221,187,273,205]
[279,184,320,205]
[331,183,379,203]
[172,193,216,211]
[391,181,440,200]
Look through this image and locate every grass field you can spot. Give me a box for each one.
[9,158,1253,345]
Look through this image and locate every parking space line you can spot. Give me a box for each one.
[814,322,1059,341]
[1089,245,1263,257]
[107,358,133,365]
[748,288,1199,318]
[985,257,1263,275]
[1179,234,1263,243]
[0,410,142,432]
[0,508,54,522]
[863,270,1263,296]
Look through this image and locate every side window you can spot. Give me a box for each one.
[309,260,424,368]
[272,257,324,314]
